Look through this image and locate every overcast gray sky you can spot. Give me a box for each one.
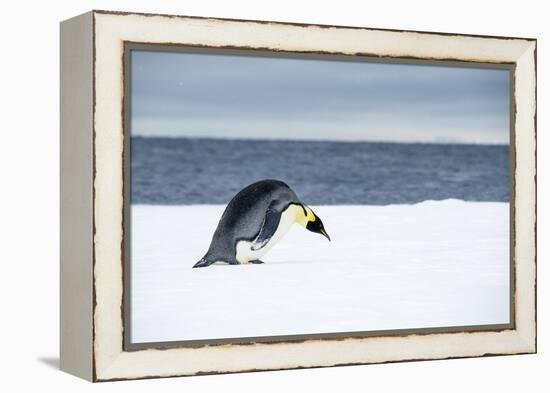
[131,50,510,144]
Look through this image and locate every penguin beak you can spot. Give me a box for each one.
[320,228,331,242]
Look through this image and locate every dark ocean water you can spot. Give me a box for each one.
[131,137,509,205]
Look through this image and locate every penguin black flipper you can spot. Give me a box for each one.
[251,201,285,251]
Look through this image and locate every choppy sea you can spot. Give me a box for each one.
[131,137,509,205]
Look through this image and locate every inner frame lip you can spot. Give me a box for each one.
[121,41,516,352]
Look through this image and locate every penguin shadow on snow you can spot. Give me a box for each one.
[192,179,331,268]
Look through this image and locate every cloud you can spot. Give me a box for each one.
[130,49,510,144]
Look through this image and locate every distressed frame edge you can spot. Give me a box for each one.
[95,351,537,383]
[511,40,537,354]
[91,8,537,42]
[90,11,537,381]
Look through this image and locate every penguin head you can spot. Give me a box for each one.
[305,209,331,241]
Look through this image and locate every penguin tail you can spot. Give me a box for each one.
[193,257,213,268]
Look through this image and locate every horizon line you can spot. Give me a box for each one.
[130,134,509,147]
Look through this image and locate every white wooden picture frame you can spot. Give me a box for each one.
[60,10,536,381]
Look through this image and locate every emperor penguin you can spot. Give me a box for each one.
[193,179,330,268]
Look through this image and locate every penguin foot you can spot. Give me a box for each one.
[250,260,265,264]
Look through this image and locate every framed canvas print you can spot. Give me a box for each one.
[60,10,537,382]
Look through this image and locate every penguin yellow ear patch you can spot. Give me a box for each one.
[307,208,316,222]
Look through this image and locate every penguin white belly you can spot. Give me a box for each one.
[236,205,301,264]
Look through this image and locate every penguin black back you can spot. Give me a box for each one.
[194,180,301,267]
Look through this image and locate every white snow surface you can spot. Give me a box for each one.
[130,200,510,343]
